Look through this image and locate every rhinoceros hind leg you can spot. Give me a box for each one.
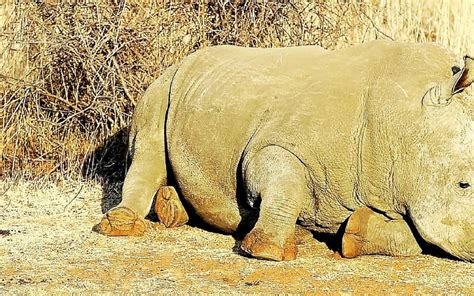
[155,186,189,227]
[342,208,422,258]
[240,146,310,261]
[93,207,150,236]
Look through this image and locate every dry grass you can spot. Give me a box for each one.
[1,0,472,182]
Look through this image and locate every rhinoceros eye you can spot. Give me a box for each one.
[451,66,461,75]
[458,182,471,189]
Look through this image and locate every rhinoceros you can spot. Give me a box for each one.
[95,40,474,262]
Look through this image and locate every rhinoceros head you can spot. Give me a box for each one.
[402,56,473,261]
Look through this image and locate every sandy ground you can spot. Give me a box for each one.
[1,181,473,294]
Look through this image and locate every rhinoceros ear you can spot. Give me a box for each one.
[422,56,474,107]
[452,55,473,94]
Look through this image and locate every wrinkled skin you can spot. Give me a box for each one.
[95,41,473,262]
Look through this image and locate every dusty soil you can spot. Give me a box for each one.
[1,181,473,294]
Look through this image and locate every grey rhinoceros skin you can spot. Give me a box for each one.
[104,40,474,262]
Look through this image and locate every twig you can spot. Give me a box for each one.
[358,8,394,41]
[111,55,136,105]
[63,184,84,212]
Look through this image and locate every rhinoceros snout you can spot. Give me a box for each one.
[409,201,474,262]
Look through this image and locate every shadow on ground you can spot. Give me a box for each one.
[82,127,130,214]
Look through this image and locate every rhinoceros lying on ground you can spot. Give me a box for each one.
[95,40,474,262]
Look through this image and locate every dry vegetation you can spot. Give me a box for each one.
[1,2,473,293]
[1,0,473,182]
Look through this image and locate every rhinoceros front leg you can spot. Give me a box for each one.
[342,208,422,258]
[240,146,311,261]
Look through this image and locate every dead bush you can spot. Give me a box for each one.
[1,0,471,182]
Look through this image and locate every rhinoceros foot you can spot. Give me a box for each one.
[342,208,422,258]
[155,186,189,228]
[341,208,371,258]
[241,228,297,261]
[93,207,149,236]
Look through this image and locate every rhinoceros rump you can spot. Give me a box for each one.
[95,40,474,262]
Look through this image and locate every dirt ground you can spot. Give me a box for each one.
[1,181,473,294]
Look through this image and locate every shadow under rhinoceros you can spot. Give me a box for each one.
[82,127,130,214]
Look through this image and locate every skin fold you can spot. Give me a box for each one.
[95,40,473,262]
